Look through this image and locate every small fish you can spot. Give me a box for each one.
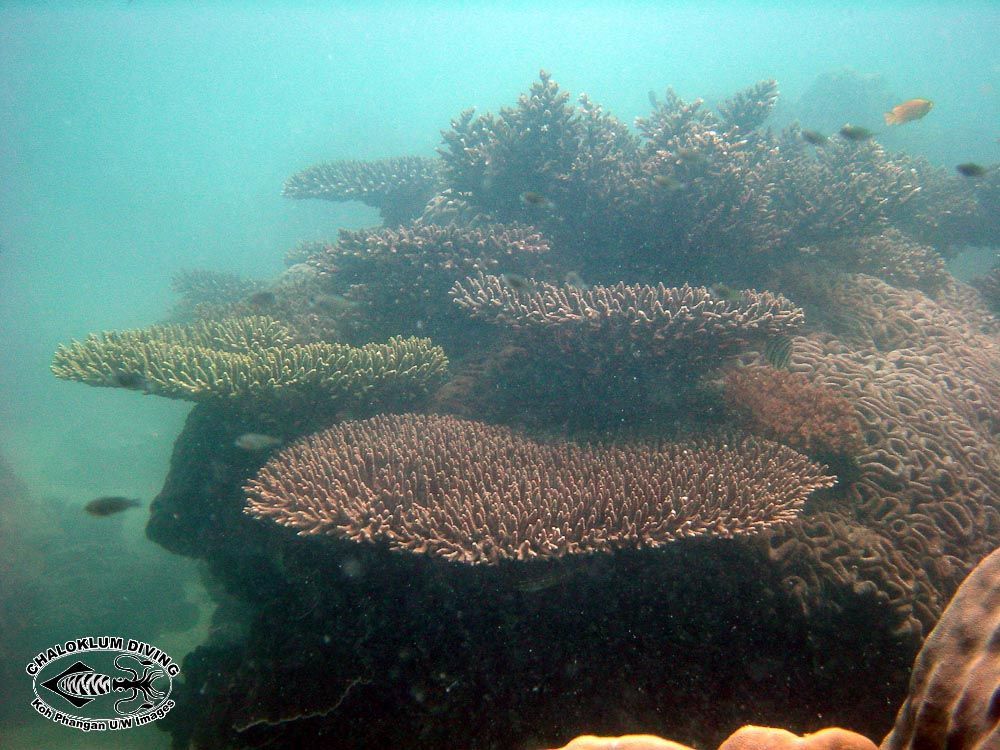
[564,271,589,290]
[520,191,554,210]
[652,174,686,191]
[956,162,988,177]
[800,129,828,145]
[883,98,933,126]
[113,372,147,390]
[234,433,282,451]
[84,496,142,517]
[247,290,277,308]
[764,335,794,370]
[839,124,875,141]
[501,272,532,291]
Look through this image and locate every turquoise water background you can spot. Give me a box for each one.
[0,2,997,747]
[2,1,998,499]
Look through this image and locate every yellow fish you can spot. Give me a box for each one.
[884,98,933,125]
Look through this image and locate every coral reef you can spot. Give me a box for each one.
[51,71,1000,750]
[881,546,1000,750]
[51,316,447,406]
[759,275,1000,637]
[245,413,833,564]
[283,156,443,225]
[451,276,803,372]
[154,400,912,748]
[723,365,863,458]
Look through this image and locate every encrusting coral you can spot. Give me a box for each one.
[244,413,834,564]
[723,365,863,458]
[51,316,448,404]
[283,156,443,226]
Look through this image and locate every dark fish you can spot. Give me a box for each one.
[520,191,554,209]
[113,372,147,390]
[652,174,686,191]
[839,124,874,141]
[84,496,142,517]
[501,272,532,291]
[800,129,828,145]
[247,290,277,308]
[764,335,794,370]
[956,162,988,177]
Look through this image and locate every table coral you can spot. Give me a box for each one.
[244,413,833,564]
[51,317,448,404]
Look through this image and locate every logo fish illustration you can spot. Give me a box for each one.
[40,654,166,715]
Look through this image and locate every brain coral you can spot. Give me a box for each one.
[759,275,1000,636]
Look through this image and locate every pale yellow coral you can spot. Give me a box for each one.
[51,316,448,403]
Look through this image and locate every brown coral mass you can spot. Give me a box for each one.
[244,414,833,564]
[881,546,1000,750]
[724,365,863,457]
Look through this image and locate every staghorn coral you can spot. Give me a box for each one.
[438,71,641,271]
[245,413,834,564]
[716,79,780,132]
[880,545,1000,750]
[283,156,443,226]
[630,88,933,274]
[758,275,1000,637]
[723,365,864,458]
[451,275,803,372]
[51,316,447,405]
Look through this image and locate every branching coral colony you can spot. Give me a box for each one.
[52,72,998,750]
